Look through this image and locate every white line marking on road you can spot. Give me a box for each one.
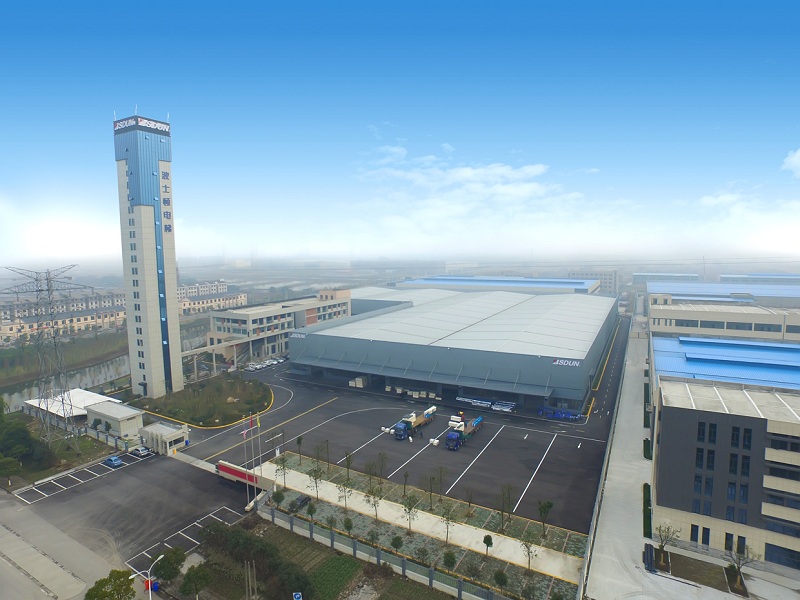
[523,434,528,440]
[336,432,384,464]
[388,426,451,478]
[67,474,82,482]
[513,434,557,513]
[84,469,101,476]
[446,425,506,495]
[578,443,582,449]
[49,480,66,489]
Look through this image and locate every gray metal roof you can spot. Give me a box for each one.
[661,379,800,424]
[86,400,144,420]
[350,286,461,305]
[314,291,616,359]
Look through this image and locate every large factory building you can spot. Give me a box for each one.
[289,289,618,413]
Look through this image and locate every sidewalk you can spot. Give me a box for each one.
[255,461,583,585]
[584,317,800,600]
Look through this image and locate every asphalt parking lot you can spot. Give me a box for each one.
[184,316,628,534]
[26,454,247,567]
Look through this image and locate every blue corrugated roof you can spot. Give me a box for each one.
[402,276,597,290]
[669,295,752,303]
[652,336,800,389]
[647,282,800,298]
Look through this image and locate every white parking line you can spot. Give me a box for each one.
[49,480,66,489]
[445,425,505,495]
[336,432,384,464]
[178,531,200,544]
[388,426,451,478]
[67,474,82,483]
[84,468,101,477]
[513,434,557,513]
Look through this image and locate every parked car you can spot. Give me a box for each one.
[290,495,311,512]
[130,446,152,458]
[103,456,124,468]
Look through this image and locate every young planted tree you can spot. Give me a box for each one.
[306,501,317,522]
[403,470,409,496]
[326,515,337,531]
[274,454,289,489]
[464,487,474,514]
[442,550,456,570]
[440,503,456,545]
[519,530,538,571]
[180,564,213,600]
[377,451,388,482]
[437,465,448,495]
[296,435,303,464]
[365,461,377,487]
[365,485,385,521]
[308,464,324,499]
[272,489,285,510]
[336,480,353,510]
[402,493,419,532]
[345,452,353,479]
[391,535,404,554]
[655,524,681,566]
[314,442,325,465]
[729,545,761,588]
[343,517,354,537]
[414,546,431,567]
[483,534,493,557]
[85,569,135,600]
[498,484,515,530]
[538,500,554,539]
[427,472,437,509]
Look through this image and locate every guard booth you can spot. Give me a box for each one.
[139,422,189,455]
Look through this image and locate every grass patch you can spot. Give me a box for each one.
[380,578,453,600]
[310,555,362,600]
[259,521,331,572]
[130,372,272,426]
[669,553,729,592]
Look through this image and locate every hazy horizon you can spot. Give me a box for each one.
[1,3,799,267]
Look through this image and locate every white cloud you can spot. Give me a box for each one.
[373,145,407,165]
[699,193,741,207]
[367,124,381,140]
[782,148,800,177]
[441,143,455,153]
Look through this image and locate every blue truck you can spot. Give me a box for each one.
[382,406,437,440]
[445,413,484,450]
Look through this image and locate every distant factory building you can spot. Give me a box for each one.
[633,273,701,284]
[396,275,601,295]
[646,283,800,310]
[568,269,619,295]
[720,273,800,286]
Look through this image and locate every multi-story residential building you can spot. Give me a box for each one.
[568,270,619,295]
[0,308,126,342]
[649,337,800,572]
[177,281,229,300]
[207,290,351,361]
[0,290,126,322]
[180,292,248,315]
[113,115,183,398]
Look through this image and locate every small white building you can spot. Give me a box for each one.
[85,401,144,439]
[139,422,189,456]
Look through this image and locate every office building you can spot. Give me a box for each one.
[113,115,183,398]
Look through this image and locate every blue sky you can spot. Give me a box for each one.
[1,2,799,267]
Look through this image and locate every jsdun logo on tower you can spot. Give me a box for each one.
[552,358,581,367]
[114,117,170,133]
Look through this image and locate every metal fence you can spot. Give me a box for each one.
[261,507,509,600]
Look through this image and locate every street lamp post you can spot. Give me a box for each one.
[129,553,164,600]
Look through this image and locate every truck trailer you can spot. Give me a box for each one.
[382,406,437,440]
[445,413,484,450]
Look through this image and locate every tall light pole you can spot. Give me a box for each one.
[129,553,164,600]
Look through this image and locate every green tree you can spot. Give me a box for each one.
[84,569,135,600]
[402,493,419,532]
[414,546,430,567]
[91,418,102,431]
[296,435,303,464]
[493,569,508,592]
[365,485,384,521]
[344,452,353,479]
[391,535,404,553]
[343,517,354,537]
[272,489,285,509]
[179,564,213,600]
[403,470,409,496]
[442,550,456,570]
[0,456,20,487]
[483,534,493,557]
[306,501,317,522]
[326,515,337,531]
[274,454,289,489]
[153,546,186,582]
[538,500,553,539]
[308,464,324,499]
